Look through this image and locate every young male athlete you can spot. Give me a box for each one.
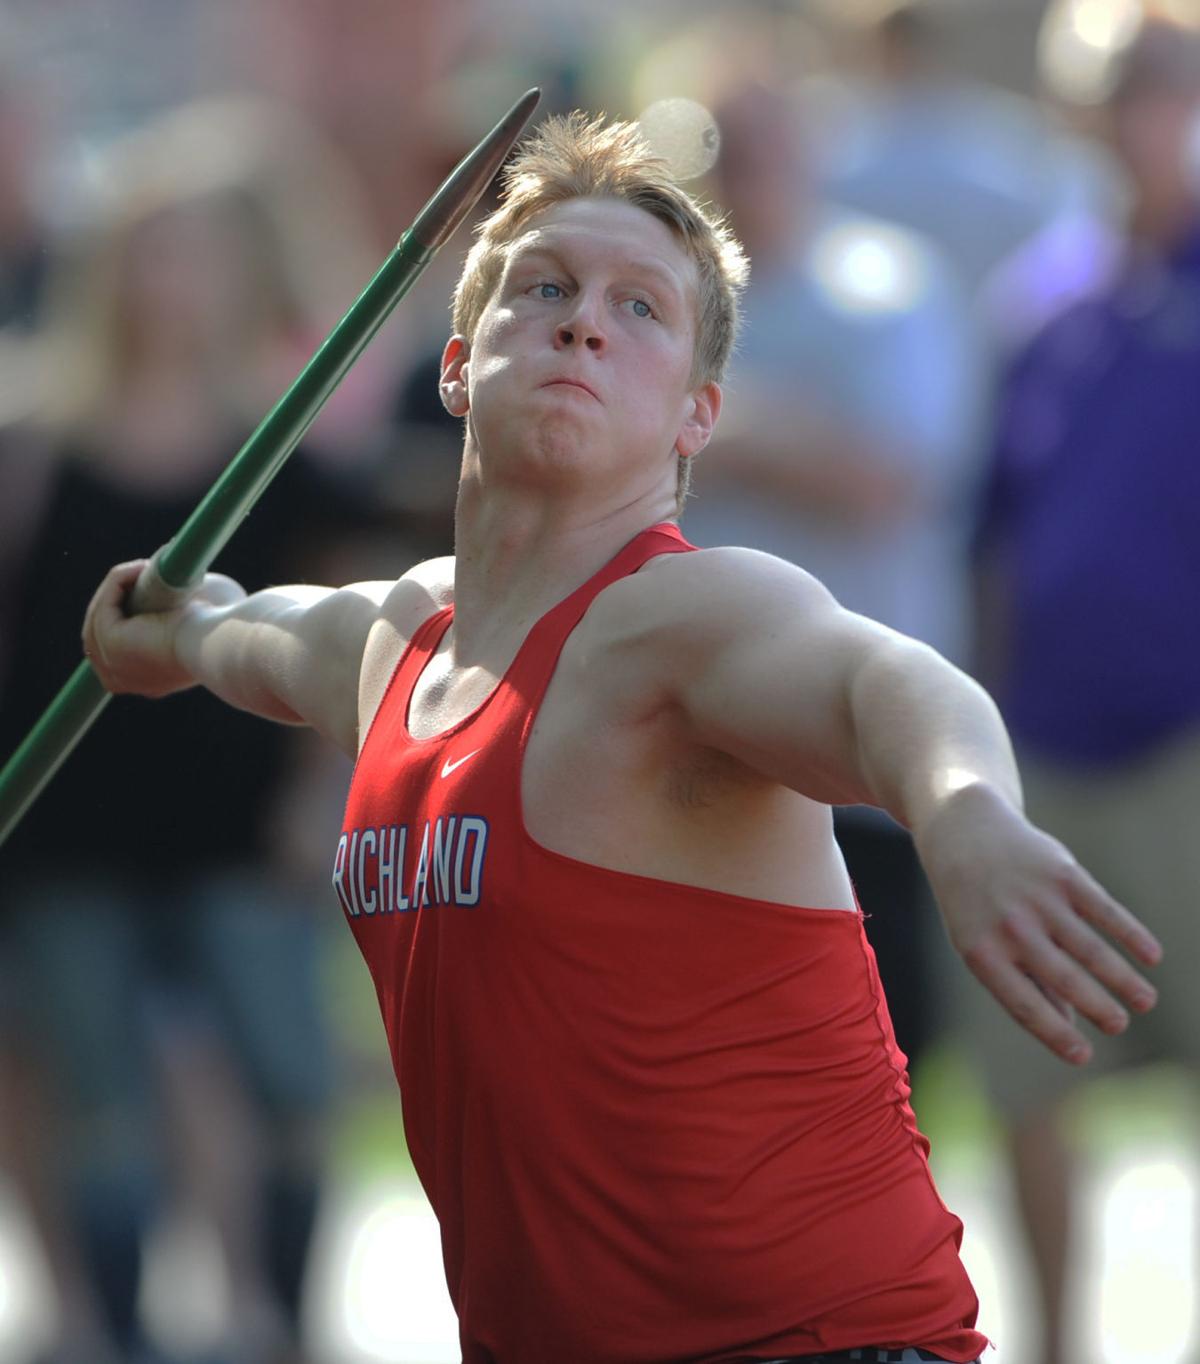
[84,114,1162,1364]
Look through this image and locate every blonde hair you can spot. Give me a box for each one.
[452,112,749,507]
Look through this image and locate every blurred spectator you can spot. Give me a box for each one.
[213,0,501,547]
[219,0,476,250]
[977,200,1125,356]
[0,72,50,333]
[977,0,1136,354]
[684,76,985,1078]
[0,97,382,1364]
[965,14,1200,1363]
[817,0,1104,301]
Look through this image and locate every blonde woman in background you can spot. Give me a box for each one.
[0,97,381,1364]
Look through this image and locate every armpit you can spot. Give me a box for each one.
[663,743,762,811]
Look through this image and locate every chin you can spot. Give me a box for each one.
[473,407,615,489]
[528,421,596,478]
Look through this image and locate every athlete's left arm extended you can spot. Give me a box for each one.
[643,545,1162,1066]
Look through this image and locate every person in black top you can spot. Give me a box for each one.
[0,97,383,1364]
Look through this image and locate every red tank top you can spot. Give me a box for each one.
[336,523,987,1364]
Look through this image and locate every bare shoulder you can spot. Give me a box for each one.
[560,544,868,805]
[357,555,456,745]
[575,543,902,809]
[589,543,837,658]
[394,554,456,607]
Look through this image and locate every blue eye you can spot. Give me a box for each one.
[629,298,653,319]
[536,282,563,299]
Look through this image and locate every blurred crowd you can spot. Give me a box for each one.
[0,1,1197,1362]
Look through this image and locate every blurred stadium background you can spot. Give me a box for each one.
[0,1,1196,1362]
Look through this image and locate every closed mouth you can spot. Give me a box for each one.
[542,378,599,400]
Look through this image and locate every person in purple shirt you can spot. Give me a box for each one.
[967,17,1200,1364]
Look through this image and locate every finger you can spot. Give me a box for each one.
[1008,921,1129,1036]
[1035,982,1075,1025]
[1049,902,1159,1015]
[83,560,148,642]
[967,947,1093,1064]
[103,558,151,599]
[1067,862,1162,967]
[83,560,153,683]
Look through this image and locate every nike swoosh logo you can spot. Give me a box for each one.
[440,749,482,779]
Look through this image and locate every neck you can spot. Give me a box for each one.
[449,447,676,656]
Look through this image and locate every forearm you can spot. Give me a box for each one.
[848,634,1023,838]
[87,558,393,755]
[846,635,1162,1070]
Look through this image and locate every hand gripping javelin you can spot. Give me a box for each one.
[0,88,541,848]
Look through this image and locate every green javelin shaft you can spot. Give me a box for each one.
[0,88,540,849]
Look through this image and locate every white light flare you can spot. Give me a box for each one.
[1098,1155,1195,1364]
[341,1193,458,1362]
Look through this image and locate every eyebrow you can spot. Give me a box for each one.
[505,240,688,306]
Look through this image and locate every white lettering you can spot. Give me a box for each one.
[377,825,400,913]
[357,828,378,914]
[454,817,488,906]
[347,830,363,916]
[394,825,411,910]
[411,821,431,909]
[432,816,458,905]
[338,812,488,917]
[331,834,356,917]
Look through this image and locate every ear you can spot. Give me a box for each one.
[439,335,471,417]
[675,381,723,460]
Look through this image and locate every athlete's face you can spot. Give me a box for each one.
[441,197,720,502]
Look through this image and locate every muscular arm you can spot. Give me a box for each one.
[635,547,1162,1063]
[173,581,391,751]
[83,557,451,758]
[646,549,1010,813]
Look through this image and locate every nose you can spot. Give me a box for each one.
[554,291,606,353]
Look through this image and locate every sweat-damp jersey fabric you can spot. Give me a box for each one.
[336,522,987,1364]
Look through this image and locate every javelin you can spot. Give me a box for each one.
[0,88,541,849]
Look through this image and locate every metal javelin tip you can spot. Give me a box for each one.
[409,87,541,252]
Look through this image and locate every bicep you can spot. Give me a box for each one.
[665,553,890,805]
[182,581,392,755]
[287,557,457,754]
[273,582,398,752]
